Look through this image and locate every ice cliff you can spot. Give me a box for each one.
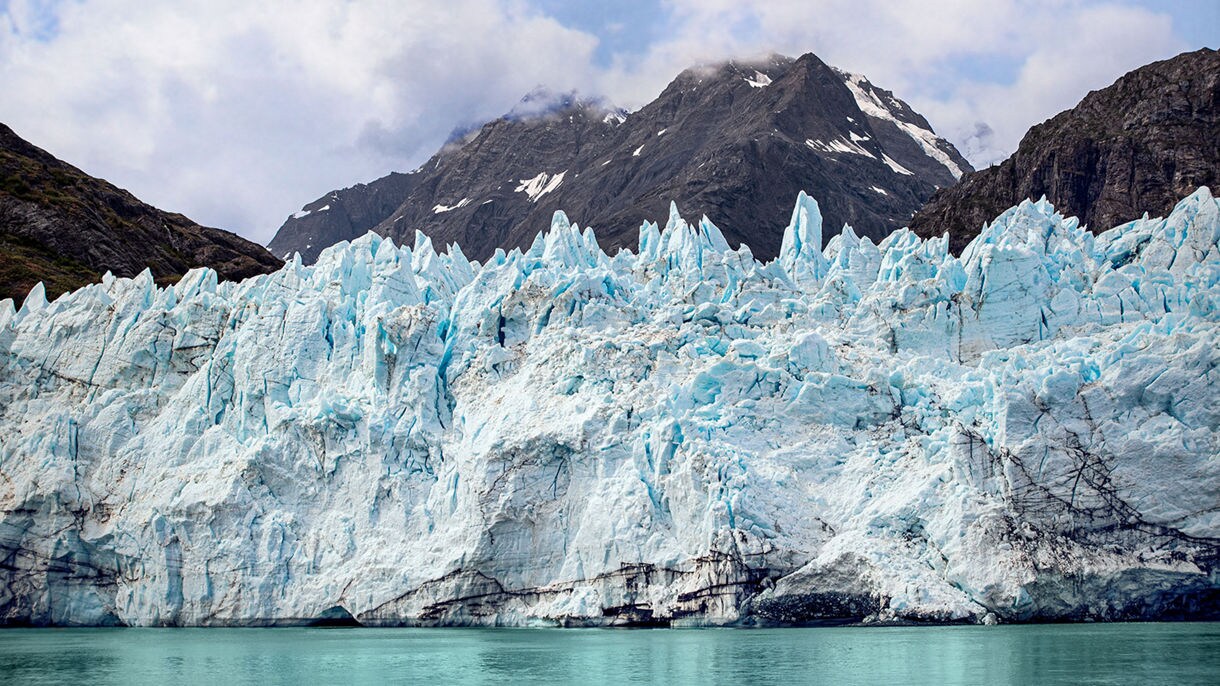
[1,188,1218,626]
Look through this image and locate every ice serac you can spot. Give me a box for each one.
[779,191,828,285]
[1,189,1218,627]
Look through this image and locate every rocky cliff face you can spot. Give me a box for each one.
[2,187,1216,627]
[0,124,282,303]
[911,48,1219,253]
[268,53,970,264]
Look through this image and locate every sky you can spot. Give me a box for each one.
[0,0,1216,245]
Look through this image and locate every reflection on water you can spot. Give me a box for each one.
[1,623,1218,685]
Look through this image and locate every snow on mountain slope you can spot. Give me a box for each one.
[269,53,973,266]
[1,189,1218,627]
[838,71,965,180]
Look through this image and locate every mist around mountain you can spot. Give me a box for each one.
[268,53,971,265]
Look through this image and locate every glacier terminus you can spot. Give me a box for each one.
[0,188,1218,626]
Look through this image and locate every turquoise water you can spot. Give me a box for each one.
[1,623,1217,685]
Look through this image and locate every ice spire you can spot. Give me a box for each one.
[778,191,828,283]
[542,210,602,268]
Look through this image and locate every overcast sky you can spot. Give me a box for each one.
[0,0,1216,244]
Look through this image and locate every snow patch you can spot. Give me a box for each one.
[840,71,964,179]
[432,198,473,214]
[744,71,772,88]
[515,172,566,202]
[882,154,914,175]
[806,137,875,159]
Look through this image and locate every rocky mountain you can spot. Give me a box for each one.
[911,48,1219,253]
[2,187,1217,626]
[0,124,282,304]
[268,53,971,264]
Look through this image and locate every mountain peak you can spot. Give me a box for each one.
[504,86,625,123]
[269,51,972,265]
[507,86,580,120]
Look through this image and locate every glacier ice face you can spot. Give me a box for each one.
[1,188,1218,626]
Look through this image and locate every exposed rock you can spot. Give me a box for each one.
[911,48,1219,253]
[268,54,970,264]
[0,123,282,303]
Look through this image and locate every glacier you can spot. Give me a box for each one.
[0,188,1218,626]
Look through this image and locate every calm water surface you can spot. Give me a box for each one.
[1,623,1217,685]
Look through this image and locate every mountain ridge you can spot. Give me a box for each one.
[0,123,282,303]
[910,48,1219,253]
[268,53,971,264]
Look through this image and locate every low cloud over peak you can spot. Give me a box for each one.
[0,0,1210,243]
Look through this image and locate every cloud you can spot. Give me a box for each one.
[0,0,599,242]
[910,2,1188,167]
[0,0,1205,244]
